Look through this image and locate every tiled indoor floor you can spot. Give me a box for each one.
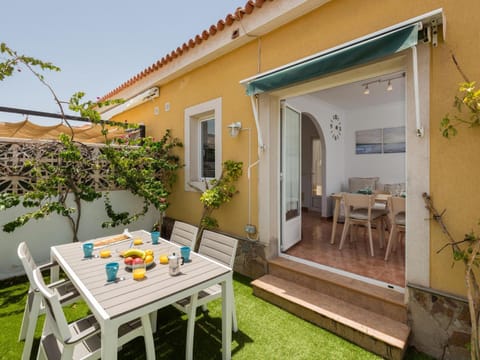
[285,210,405,287]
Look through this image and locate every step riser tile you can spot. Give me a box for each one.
[253,285,406,360]
[269,261,407,323]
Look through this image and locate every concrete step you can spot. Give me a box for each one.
[252,274,410,360]
[268,257,407,323]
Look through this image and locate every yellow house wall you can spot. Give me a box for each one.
[112,41,261,239]
[112,0,480,296]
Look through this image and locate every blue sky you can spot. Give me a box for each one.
[0,0,246,124]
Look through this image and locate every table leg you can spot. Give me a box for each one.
[222,274,233,360]
[101,322,118,360]
[49,252,60,282]
[330,197,341,244]
[186,293,198,360]
[141,314,155,360]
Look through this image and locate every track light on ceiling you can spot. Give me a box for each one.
[361,72,404,95]
[387,80,393,91]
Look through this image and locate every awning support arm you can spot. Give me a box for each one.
[411,46,423,137]
[249,95,266,154]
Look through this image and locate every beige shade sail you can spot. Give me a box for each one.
[0,119,138,143]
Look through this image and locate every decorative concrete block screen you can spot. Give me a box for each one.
[0,138,117,195]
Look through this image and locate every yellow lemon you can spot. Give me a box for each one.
[100,249,111,258]
[159,255,168,264]
[133,238,143,246]
[145,249,153,256]
[144,254,154,264]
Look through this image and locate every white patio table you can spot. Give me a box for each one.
[50,229,233,360]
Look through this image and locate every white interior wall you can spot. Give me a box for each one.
[0,191,157,280]
[288,95,406,215]
[344,101,406,188]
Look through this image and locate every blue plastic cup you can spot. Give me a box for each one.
[180,246,191,262]
[151,231,160,245]
[82,242,94,258]
[105,262,119,282]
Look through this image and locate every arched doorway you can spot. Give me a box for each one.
[301,112,327,216]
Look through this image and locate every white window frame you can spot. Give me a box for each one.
[184,97,222,192]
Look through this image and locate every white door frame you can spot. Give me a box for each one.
[257,47,431,290]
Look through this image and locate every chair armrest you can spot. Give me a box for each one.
[37,261,59,272]
[47,278,70,289]
[47,279,80,304]
[65,316,101,345]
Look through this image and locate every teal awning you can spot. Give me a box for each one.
[245,24,420,96]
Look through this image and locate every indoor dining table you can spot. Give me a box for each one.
[329,192,391,244]
[50,229,233,360]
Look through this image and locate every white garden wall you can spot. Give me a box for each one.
[0,190,157,280]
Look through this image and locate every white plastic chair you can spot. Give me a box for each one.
[170,221,199,249]
[339,193,387,256]
[384,196,406,261]
[173,230,238,332]
[17,242,81,360]
[148,221,198,333]
[32,267,153,360]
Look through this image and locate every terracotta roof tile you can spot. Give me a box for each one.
[225,13,235,25]
[244,1,255,14]
[100,0,273,101]
[209,25,217,35]
[216,19,225,31]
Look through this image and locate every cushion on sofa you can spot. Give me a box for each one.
[383,183,406,195]
[348,177,379,193]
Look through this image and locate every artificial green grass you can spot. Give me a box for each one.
[0,273,432,359]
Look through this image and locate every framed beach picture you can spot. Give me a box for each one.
[383,126,406,153]
[355,128,382,154]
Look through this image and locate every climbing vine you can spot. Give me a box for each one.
[431,53,480,359]
[195,160,243,250]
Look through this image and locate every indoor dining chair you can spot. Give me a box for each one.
[32,267,152,360]
[173,230,239,332]
[384,196,406,261]
[339,193,387,256]
[17,242,80,360]
[170,220,199,249]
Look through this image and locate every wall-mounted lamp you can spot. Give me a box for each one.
[227,121,242,137]
[363,85,370,95]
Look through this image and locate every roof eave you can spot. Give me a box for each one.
[100,0,331,117]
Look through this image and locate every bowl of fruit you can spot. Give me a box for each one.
[122,248,155,270]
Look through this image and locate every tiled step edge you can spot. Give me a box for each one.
[252,274,410,359]
[269,257,404,305]
[268,257,407,323]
